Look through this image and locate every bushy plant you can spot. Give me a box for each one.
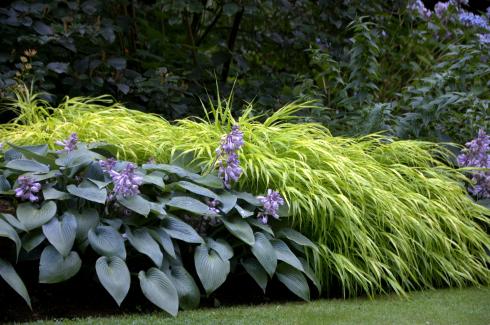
[0,135,319,315]
[1,94,489,297]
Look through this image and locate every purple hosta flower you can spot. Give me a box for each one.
[458,129,490,198]
[257,212,269,225]
[458,11,490,31]
[468,172,490,198]
[257,189,285,224]
[109,163,143,198]
[477,33,490,45]
[217,125,244,155]
[218,153,242,189]
[434,2,450,18]
[408,0,432,20]
[100,157,117,172]
[15,176,41,202]
[55,133,78,153]
[207,199,221,214]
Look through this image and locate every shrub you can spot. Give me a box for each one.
[1,93,489,297]
[0,136,319,315]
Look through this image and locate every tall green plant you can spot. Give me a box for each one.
[0,94,489,297]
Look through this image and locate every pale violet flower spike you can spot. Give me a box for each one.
[216,125,244,189]
[217,125,244,155]
[15,176,41,202]
[257,189,285,224]
[55,133,78,153]
[434,2,450,18]
[218,153,243,189]
[100,157,117,172]
[109,163,143,198]
[408,0,432,20]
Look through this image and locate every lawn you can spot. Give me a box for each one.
[28,286,490,325]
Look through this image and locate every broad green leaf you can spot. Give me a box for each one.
[7,143,54,168]
[117,195,151,217]
[277,228,317,250]
[276,263,310,301]
[218,192,237,213]
[161,216,203,244]
[150,228,176,258]
[143,172,165,188]
[42,185,71,200]
[194,244,230,296]
[139,268,179,316]
[69,208,99,241]
[1,213,27,231]
[221,215,255,245]
[166,196,217,216]
[42,212,77,257]
[247,218,274,236]
[234,191,261,206]
[96,256,130,306]
[299,257,321,294]
[242,258,268,293]
[67,181,107,204]
[88,226,126,260]
[0,175,11,191]
[39,245,82,283]
[126,227,163,267]
[55,149,102,169]
[164,264,200,310]
[22,230,45,252]
[30,170,62,182]
[6,159,49,173]
[206,238,233,260]
[16,201,57,231]
[251,232,277,277]
[142,163,198,179]
[88,178,111,189]
[0,257,31,309]
[175,181,220,200]
[0,218,22,257]
[192,174,223,189]
[234,204,254,218]
[271,239,303,272]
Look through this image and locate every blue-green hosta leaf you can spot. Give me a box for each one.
[233,191,261,206]
[247,218,274,236]
[96,256,130,306]
[251,232,277,277]
[221,215,255,245]
[271,239,303,272]
[234,204,254,218]
[1,213,27,232]
[42,185,71,200]
[117,195,151,217]
[16,201,57,231]
[39,245,82,283]
[276,263,310,301]
[299,257,321,294]
[0,218,22,257]
[67,181,107,204]
[126,227,163,267]
[149,228,176,258]
[218,192,237,213]
[194,244,230,296]
[88,178,111,189]
[143,172,165,188]
[192,174,223,189]
[164,264,200,310]
[138,268,179,316]
[42,212,77,257]
[21,230,45,252]
[277,228,317,250]
[69,208,99,241]
[0,257,31,309]
[175,181,220,200]
[7,143,54,168]
[161,216,203,244]
[30,170,62,182]
[88,226,126,260]
[166,196,217,216]
[142,163,197,179]
[0,175,11,192]
[206,238,233,260]
[6,159,49,173]
[55,149,102,169]
[242,258,268,293]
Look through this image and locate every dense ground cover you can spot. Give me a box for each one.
[24,287,490,325]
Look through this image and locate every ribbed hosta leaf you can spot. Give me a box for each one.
[126,227,163,267]
[0,257,31,309]
[299,257,321,294]
[39,245,82,283]
[42,186,71,200]
[234,204,254,218]
[276,263,310,301]
[277,228,317,250]
[194,244,230,295]
[247,218,274,236]
[16,201,57,231]
[67,181,107,204]
[161,216,203,244]
[88,226,126,259]
[221,215,255,245]
[117,195,151,217]
[218,192,237,213]
[0,218,22,257]
[70,208,99,241]
[176,181,220,200]
[42,212,77,257]
[1,213,26,231]
[0,175,11,192]
[234,191,261,206]
[251,232,277,277]
[139,268,179,316]
[6,159,49,173]
[96,256,130,306]
[149,228,176,258]
[242,258,268,293]
[166,196,217,216]
[271,239,304,272]
[164,264,200,310]
[206,238,233,260]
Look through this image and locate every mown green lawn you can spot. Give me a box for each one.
[30,286,490,325]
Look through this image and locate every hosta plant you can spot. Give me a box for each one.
[0,137,319,315]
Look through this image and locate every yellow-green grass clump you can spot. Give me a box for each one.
[1,92,489,297]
